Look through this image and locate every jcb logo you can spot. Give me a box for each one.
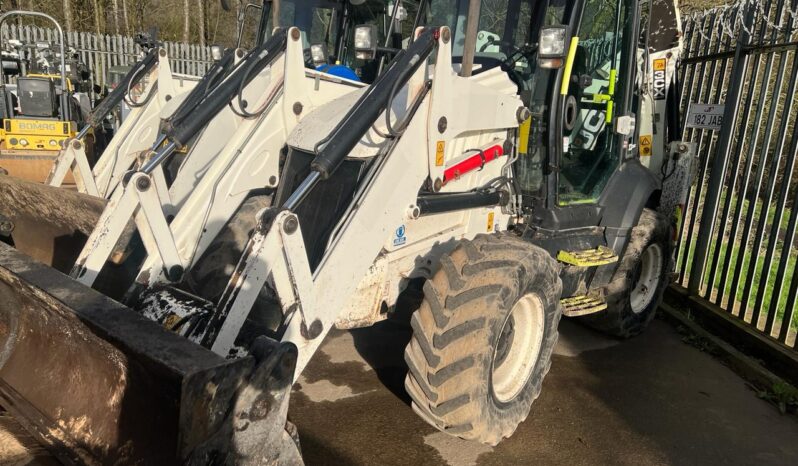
[576,108,606,151]
[653,59,667,100]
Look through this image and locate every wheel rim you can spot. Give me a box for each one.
[491,293,545,403]
[630,243,664,314]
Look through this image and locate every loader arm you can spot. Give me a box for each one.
[132,30,365,293]
[69,29,291,289]
[46,47,196,198]
[205,26,525,374]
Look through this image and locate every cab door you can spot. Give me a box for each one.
[557,0,634,206]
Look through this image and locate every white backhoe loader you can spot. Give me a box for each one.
[0,0,693,463]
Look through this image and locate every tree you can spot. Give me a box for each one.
[111,0,120,34]
[197,0,206,46]
[183,0,190,43]
[121,0,130,35]
[63,0,74,31]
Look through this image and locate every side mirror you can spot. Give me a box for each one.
[538,25,568,69]
[310,43,328,67]
[354,24,377,60]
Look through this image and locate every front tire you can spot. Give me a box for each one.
[404,234,562,445]
[579,208,672,338]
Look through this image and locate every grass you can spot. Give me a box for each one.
[677,187,797,335]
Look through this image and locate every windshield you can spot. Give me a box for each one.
[272,0,341,49]
[239,0,343,53]
[425,0,554,60]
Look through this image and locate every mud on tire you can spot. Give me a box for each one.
[579,208,672,338]
[404,233,562,445]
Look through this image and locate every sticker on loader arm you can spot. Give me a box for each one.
[393,225,407,247]
[653,59,667,100]
[435,141,445,166]
[640,135,653,157]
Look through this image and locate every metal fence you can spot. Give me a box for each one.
[0,24,213,87]
[677,0,798,349]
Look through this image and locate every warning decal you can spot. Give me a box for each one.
[640,135,653,157]
[435,141,445,166]
[653,59,667,100]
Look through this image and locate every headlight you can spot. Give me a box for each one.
[49,139,58,147]
[354,25,377,60]
[539,26,568,58]
[310,44,327,66]
[19,138,28,146]
[8,138,18,145]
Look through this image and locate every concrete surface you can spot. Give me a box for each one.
[2,318,797,465]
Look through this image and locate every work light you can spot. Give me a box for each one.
[310,44,328,66]
[354,25,377,60]
[539,26,567,58]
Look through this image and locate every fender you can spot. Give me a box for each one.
[589,158,658,288]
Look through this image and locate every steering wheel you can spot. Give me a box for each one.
[474,36,538,90]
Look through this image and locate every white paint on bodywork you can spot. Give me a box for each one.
[287,84,410,159]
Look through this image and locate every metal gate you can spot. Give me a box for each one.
[677,0,798,350]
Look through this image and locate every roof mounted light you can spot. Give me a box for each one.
[538,25,569,69]
[354,25,377,60]
[310,43,328,67]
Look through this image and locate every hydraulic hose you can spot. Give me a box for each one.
[162,48,238,133]
[84,48,160,129]
[310,28,437,180]
[166,28,288,148]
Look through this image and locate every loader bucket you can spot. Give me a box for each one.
[0,175,105,272]
[0,242,302,464]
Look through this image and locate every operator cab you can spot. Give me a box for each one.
[422,0,642,229]
[240,0,408,83]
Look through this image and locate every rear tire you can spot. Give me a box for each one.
[579,208,672,338]
[404,234,562,445]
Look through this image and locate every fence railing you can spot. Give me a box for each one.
[0,24,213,88]
[677,0,798,350]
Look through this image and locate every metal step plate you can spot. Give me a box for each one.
[557,246,619,267]
[561,295,608,317]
